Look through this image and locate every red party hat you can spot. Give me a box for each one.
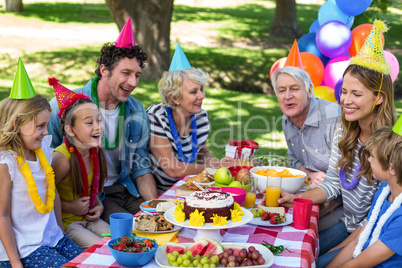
[115,17,135,48]
[48,77,91,119]
[284,40,304,69]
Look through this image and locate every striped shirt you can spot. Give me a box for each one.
[147,103,210,191]
[317,123,381,233]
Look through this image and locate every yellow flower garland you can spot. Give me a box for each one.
[17,148,56,214]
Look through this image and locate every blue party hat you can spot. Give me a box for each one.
[169,43,191,71]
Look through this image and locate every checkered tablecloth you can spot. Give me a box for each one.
[63,178,319,268]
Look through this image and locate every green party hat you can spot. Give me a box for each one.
[392,115,402,136]
[10,58,36,99]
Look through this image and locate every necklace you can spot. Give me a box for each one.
[91,77,125,150]
[339,163,361,190]
[64,138,100,214]
[353,184,402,257]
[165,107,198,163]
[18,149,56,214]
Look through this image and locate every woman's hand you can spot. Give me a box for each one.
[260,188,296,208]
[85,204,102,222]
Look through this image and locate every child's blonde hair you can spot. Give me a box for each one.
[0,95,51,156]
[360,126,402,185]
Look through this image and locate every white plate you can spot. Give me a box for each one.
[164,207,253,230]
[133,224,183,234]
[247,213,293,227]
[155,242,274,267]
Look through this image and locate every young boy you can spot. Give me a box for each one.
[328,126,402,267]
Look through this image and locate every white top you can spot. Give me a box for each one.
[99,107,121,186]
[0,136,64,260]
[186,192,234,209]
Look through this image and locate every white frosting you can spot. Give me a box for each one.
[185,192,234,208]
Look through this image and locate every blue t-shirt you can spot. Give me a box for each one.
[363,182,402,267]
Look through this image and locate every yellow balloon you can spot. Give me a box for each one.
[314,86,337,103]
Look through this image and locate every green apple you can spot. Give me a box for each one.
[214,168,232,185]
[228,180,243,188]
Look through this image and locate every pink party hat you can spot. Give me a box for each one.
[115,17,135,48]
[48,77,90,119]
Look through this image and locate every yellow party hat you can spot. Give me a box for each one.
[350,20,391,74]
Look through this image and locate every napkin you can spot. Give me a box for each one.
[132,230,179,246]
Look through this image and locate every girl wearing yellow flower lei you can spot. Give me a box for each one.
[0,67,83,268]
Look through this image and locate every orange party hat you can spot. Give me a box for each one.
[284,40,304,69]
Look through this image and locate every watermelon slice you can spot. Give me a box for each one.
[202,238,224,256]
[187,238,209,257]
[165,242,187,254]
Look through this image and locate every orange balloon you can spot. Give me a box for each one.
[314,86,337,103]
[270,57,287,80]
[349,23,385,57]
[300,52,324,87]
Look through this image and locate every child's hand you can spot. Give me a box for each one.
[85,204,103,222]
[70,196,90,215]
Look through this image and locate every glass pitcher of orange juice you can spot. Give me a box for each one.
[265,176,282,207]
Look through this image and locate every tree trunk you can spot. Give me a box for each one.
[269,0,303,39]
[105,0,173,81]
[5,0,23,12]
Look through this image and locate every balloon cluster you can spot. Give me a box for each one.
[270,0,399,104]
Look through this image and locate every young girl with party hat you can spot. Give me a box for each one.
[49,77,110,250]
[0,59,83,268]
[328,119,402,267]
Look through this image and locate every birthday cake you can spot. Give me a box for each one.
[183,191,234,223]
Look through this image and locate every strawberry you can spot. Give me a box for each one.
[270,215,278,224]
[144,239,153,248]
[116,243,126,252]
[270,213,278,218]
[261,212,270,221]
[133,241,141,248]
[270,214,283,224]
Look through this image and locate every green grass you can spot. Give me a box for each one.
[0,0,402,159]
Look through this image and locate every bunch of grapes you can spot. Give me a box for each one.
[166,250,220,267]
[218,246,265,267]
[250,208,264,218]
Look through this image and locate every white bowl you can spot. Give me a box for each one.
[250,166,307,194]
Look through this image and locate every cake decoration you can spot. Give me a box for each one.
[211,214,228,226]
[189,209,205,226]
[173,203,186,223]
[230,209,242,222]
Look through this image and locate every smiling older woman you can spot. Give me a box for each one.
[147,68,236,191]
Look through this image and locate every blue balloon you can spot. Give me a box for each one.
[298,33,330,65]
[336,0,372,16]
[318,0,353,26]
[335,78,343,104]
[316,21,352,58]
[309,19,320,33]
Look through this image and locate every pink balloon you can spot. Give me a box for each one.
[324,56,350,89]
[384,50,400,82]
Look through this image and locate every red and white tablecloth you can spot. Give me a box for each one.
[63,178,320,268]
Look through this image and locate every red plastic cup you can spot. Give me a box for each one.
[293,198,313,230]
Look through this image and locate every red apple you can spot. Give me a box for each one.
[235,168,251,184]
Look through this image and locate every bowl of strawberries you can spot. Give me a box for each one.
[108,235,158,267]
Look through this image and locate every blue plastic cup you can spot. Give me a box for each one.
[110,213,133,240]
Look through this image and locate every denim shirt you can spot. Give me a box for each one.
[48,79,152,199]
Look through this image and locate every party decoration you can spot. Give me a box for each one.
[314,86,337,103]
[48,77,90,119]
[284,40,303,69]
[384,50,400,83]
[324,56,350,89]
[269,57,287,80]
[169,42,192,71]
[334,78,343,104]
[336,0,372,16]
[10,58,36,99]
[350,20,390,75]
[349,23,385,57]
[309,19,320,33]
[393,114,402,136]
[316,21,352,58]
[115,17,135,48]
[300,52,324,86]
[298,33,330,65]
[318,0,354,26]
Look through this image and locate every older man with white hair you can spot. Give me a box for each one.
[271,66,342,230]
